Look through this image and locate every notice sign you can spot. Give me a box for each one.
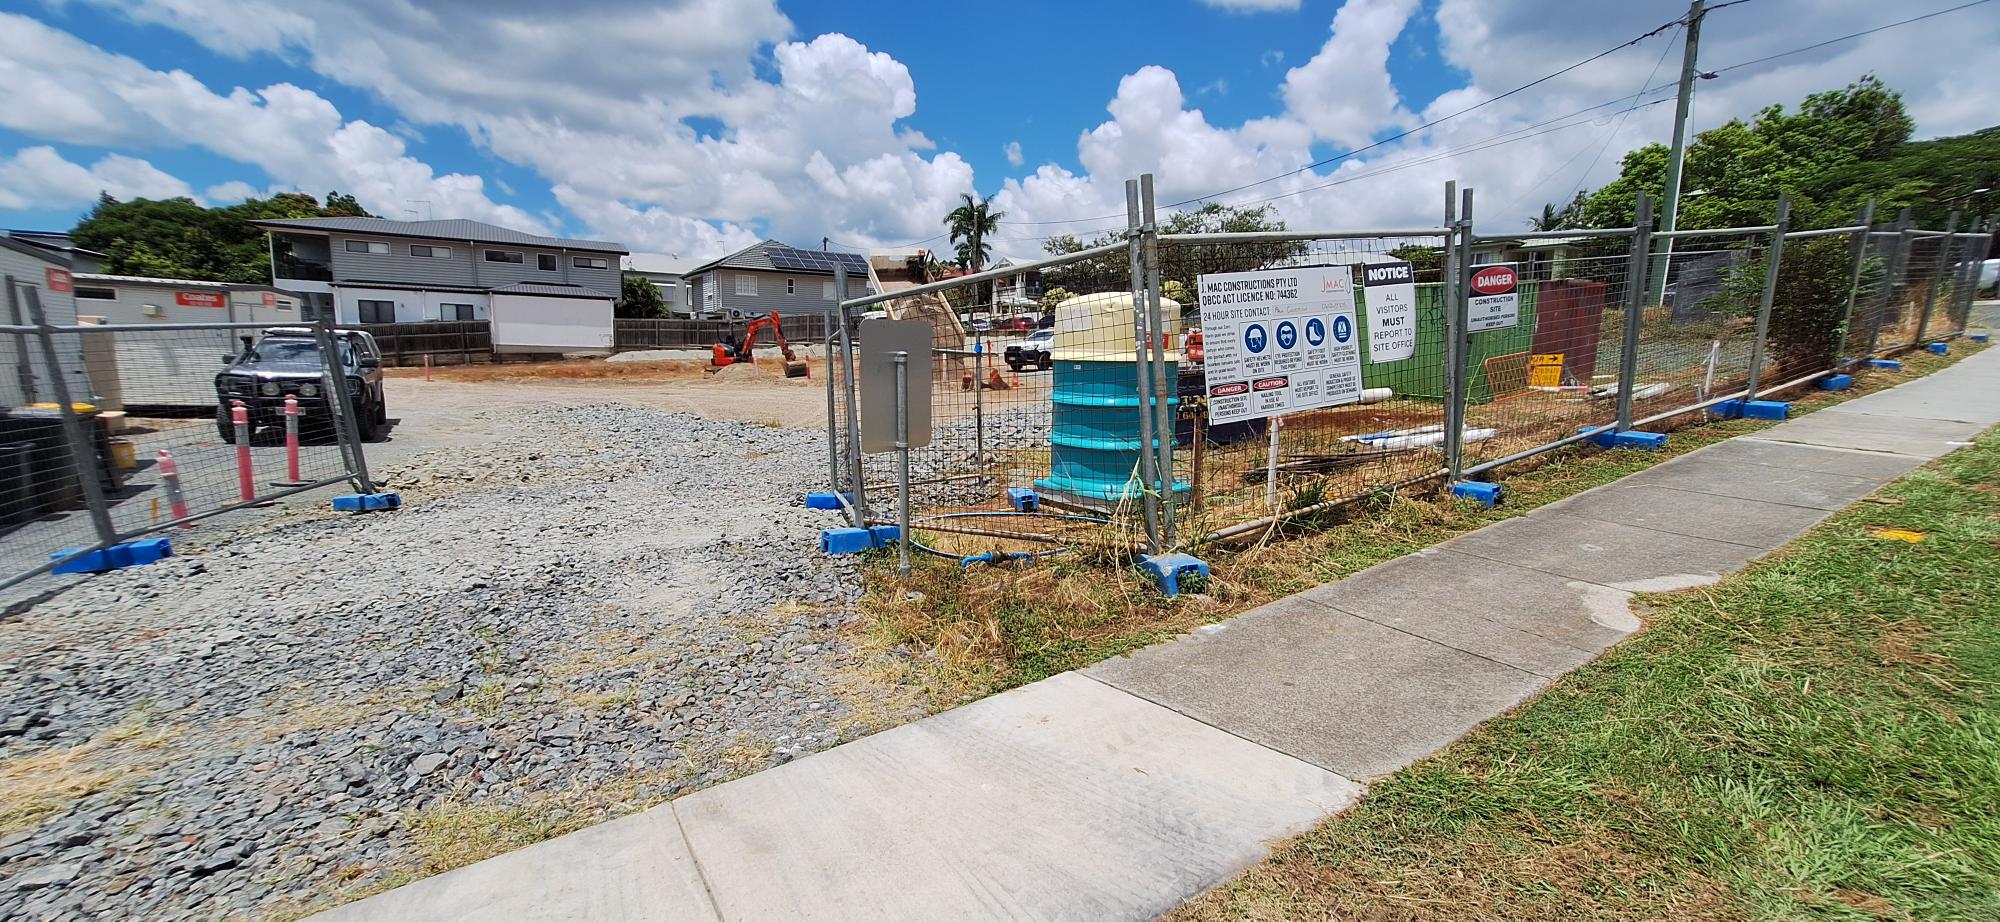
[176,291,226,308]
[1197,268,1364,425]
[1467,263,1520,332]
[45,268,72,293]
[1360,260,1417,362]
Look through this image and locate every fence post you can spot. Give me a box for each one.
[1914,211,1958,345]
[1835,198,1877,369]
[1140,173,1175,547]
[1743,195,1792,400]
[1867,208,1912,357]
[313,321,377,494]
[834,263,867,527]
[22,287,118,547]
[1440,183,1462,481]
[1124,178,1162,554]
[1615,192,1654,430]
[1446,187,1476,482]
[823,309,843,500]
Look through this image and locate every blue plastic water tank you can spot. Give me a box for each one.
[1033,293,1191,508]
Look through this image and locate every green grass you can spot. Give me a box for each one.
[851,344,1986,713]
[1173,428,2000,922]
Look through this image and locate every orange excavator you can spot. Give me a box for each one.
[712,310,809,378]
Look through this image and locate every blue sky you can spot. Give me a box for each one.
[0,0,1992,259]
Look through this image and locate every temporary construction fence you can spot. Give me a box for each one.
[817,176,1993,569]
[1,274,383,591]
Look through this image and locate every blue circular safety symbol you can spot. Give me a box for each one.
[1244,323,1268,354]
[1305,318,1326,346]
[1276,321,1298,350]
[1332,315,1354,343]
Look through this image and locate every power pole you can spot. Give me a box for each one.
[1647,0,1706,306]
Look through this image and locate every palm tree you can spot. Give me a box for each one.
[944,192,1004,275]
[1529,202,1565,231]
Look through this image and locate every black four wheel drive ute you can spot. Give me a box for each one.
[213,329,388,443]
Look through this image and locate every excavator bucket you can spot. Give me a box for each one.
[783,360,810,379]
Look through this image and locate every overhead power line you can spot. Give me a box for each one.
[1706,0,1994,75]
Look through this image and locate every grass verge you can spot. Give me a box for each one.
[1171,426,2000,921]
[850,343,1985,712]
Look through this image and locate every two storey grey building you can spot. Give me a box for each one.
[684,240,872,318]
[252,216,628,328]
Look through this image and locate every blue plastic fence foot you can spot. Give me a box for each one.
[868,525,901,548]
[1928,342,1949,355]
[1820,374,1855,391]
[820,527,872,555]
[1139,553,1210,598]
[332,492,402,512]
[805,491,850,510]
[1577,425,1617,448]
[1866,358,1902,370]
[1609,430,1668,450]
[1739,400,1790,420]
[50,537,173,576]
[1972,333,1990,343]
[1451,481,1502,507]
[1006,487,1040,512]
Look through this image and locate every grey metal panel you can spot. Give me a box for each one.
[859,318,933,453]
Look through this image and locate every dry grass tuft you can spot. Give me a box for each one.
[0,709,182,835]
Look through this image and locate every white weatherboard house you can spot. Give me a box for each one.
[253,216,629,353]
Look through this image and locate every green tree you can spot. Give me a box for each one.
[615,274,668,318]
[944,193,1003,274]
[72,191,377,282]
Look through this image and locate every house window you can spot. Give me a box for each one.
[572,256,609,270]
[786,278,796,295]
[440,302,477,321]
[822,279,837,300]
[537,254,557,271]
[485,250,524,264]
[409,244,451,258]
[344,240,390,255]
[356,299,396,324]
[734,274,758,297]
[74,287,117,300]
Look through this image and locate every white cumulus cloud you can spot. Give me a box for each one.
[0,146,194,210]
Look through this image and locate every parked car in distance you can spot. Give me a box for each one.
[997,314,1039,331]
[969,318,994,333]
[213,328,387,443]
[1005,329,1055,371]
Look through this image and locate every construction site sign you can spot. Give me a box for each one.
[1360,260,1417,363]
[1197,268,1364,426]
[858,318,934,453]
[1467,263,1520,332]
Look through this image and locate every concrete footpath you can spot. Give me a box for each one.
[320,345,2000,922]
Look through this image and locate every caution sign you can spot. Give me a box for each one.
[1360,260,1417,362]
[1197,268,1364,425]
[1528,353,1565,388]
[1467,264,1519,332]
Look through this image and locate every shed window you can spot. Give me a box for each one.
[537,254,557,271]
[356,299,396,323]
[440,302,477,321]
[485,250,524,264]
[733,274,758,296]
[409,244,451,258]
[345,240,389,255]
[572,256,609,270]
[74,287,117,300]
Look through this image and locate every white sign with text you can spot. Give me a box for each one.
[1197,268,1364,425]
[1467,263,1520,332]
[1360,260,1417,362]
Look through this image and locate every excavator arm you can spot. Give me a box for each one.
[712,310,808,378]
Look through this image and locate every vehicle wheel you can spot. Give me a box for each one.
[216,406,236,444]
[357,401,381,442]
[1039,358,1054,371]
[1007,359,1024,372]
[374,396,388,425]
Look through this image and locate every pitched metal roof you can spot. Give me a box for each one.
[686,239,869,277]
[489,282,615,299]
[249,216,626,254]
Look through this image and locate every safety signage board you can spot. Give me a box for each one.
[1197,267,1364,425]
[176,291,227,308]
[1360,260,1417,362]
[1467,263,1519,332]
[44,268,72,293]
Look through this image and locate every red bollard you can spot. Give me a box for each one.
[271,395,310,486]
[156,449,191,526]
[231,399,255,504]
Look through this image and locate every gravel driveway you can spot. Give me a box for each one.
[0,395,908,919]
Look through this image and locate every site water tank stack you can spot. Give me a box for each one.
[1034,292,1192,510]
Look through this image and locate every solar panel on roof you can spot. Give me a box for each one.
[763,246,867,274]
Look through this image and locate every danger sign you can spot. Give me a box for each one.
[45,268,72,293]
[176,291,227,308]
[1467,263,1519,332]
